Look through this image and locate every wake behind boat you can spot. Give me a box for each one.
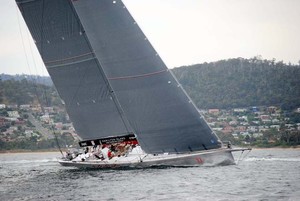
[16,0,251,169]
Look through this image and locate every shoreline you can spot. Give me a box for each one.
[251,147,300,150]
[1,146,299,154]
[0,149,64,154]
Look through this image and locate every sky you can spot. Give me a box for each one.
[0,0,300,76]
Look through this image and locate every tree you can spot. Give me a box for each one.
[245,135,250,142]
[173,58,300,109]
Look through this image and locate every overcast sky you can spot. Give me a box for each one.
[0,0,299,76]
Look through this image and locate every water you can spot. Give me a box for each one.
[0,149,299,201]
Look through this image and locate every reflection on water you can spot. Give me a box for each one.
[0,149,300,200]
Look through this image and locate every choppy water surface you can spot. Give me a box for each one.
[0,149,299,201]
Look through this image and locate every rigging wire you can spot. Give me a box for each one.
[236,150,244,165]
[25,26,46,114]
[15,5,33,78]
[236,149,252,165]
[240,149,252,162]
[17,1,64,157]
[15,3,41,114]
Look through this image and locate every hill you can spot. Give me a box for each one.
[172,57,300,109]
[1,57,300,110]
[0,74,52,86]
[0,78,60,107]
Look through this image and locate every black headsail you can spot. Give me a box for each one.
[16,0,132,140]
[16,0,222,154]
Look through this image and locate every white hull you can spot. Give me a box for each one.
[58,148,249,169]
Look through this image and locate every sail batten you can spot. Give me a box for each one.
[46,57,96,68]
[108,69,167,81]
[45,52,94,64]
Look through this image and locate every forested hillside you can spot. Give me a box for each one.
[0,74,52,86]
[172,57,300,109]
[0,78,60,106]
[1,57,300,110]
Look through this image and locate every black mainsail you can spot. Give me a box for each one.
[16,0,222,154]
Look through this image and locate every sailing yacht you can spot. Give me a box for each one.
[16,0,250,169]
